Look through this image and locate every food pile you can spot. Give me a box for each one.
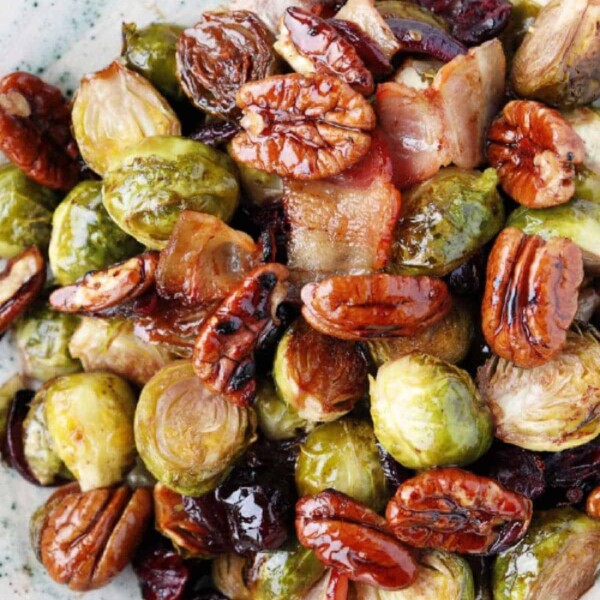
[0,0,599,598]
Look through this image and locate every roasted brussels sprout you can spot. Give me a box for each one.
[273,319,368,423]
[478,328,600,452]
[122,22,185,103]
[22,387,69,485]
[511,0,600,108]
[48,181,142,285]
[354,550,474,599]
[102,136,240,248]
[389,168,504,276]
[72,60,181,175]
[368,303,474,367]
[44,372,136,491]
[370,353,493,470]
[255,378,309,440]
[69,317,172,387]
[0,373,23,442]
[0,164,59,259]
[236,160,283,206]
[134,360,257,496]
[14,304,81,381]
[493,508,600,599]
[295,419,389,512]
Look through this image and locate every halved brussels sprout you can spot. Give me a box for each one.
[69,317,172,387]
[354,550,474,599]
[273,319,368,423]
[23,386,70,485]
[134,360,256,496]
[0,164,59,259]
[44,372,136,491]
[14,304,81,382]
[102,136,240,248]
[255,378,309,440]
[122,22,185,103]
[493,508,600,599]
[0,373,23,442]
[48,181,142,285]
[368,303,474,367]
[370,353,493,470]
[72,60,181,175]
[388,168,504,276]
[295,419,389,512]
[478,328,600,452]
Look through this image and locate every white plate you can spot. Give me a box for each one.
[0,1,599,598]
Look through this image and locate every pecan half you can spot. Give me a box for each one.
[193,263,289,406]
[296,490,418,590]
[487,100,585,208]
[49,252,159,314]
[587,487,600,520]
[0,73,80,191]
[37,484,152,591]
[481,227,583,368]
[386,468,533,555]
[301,274,451,340]
[230,73,376,180]
[277,8,373,95]
[0,246,45,334]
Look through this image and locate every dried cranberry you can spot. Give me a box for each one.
[189,120,242,147]
[446,252,486,295]
[377,442,413,490]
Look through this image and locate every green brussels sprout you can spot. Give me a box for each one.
[492,508,600,599]
[511,0,600,108]
[44,372,137,491]
[478,328,600,451]
[134,360,257,496]
[370,353,493,470]
[295,419,389,512]
[236,161,283,206]
[103,136,240,249]
[48,181,142,285]
[69,317,172,387]
[14,304,81,382]
[368,303,474,367]
[122,22,185,103]
[0,164,59,259]
[255,378,309,440]
[0,373,23,441]
[388,168,504,276]
[508,198,600,275]
[354,550,474,599]
[23,386,70,485]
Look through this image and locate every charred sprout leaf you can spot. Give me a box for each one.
[6,390,40,484]
[0,374,23,446]
[478,328,600,452]
[102,136,239,249]
[72,61,181,176]
[389,168,504,276]
[44,372,136,491]
[370,353,493,470]
[376,1,450,29]
[48,180,142,285]
[68,317,172,387]
[273,318,368,422]
[296,419,389,512]
[14,304,81,382]
[493,508,600,599]
[122,22,185,103]
[134,360,257,496]
[0,164,59,259]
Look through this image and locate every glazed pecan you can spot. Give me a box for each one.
[385,468,533,555]
[37,484,152,591]
[277,8,373,95]
[193,263,289,406]
[0,246,45,334]
[49,252,159,314]
[301,274,452,340]
[0,73,80,190]
[487,100,585,208]
[587,487,600,520]
[176,11,278,119]
[481,227,583,368]
[296,490,418,590]
[230,73,376,180]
